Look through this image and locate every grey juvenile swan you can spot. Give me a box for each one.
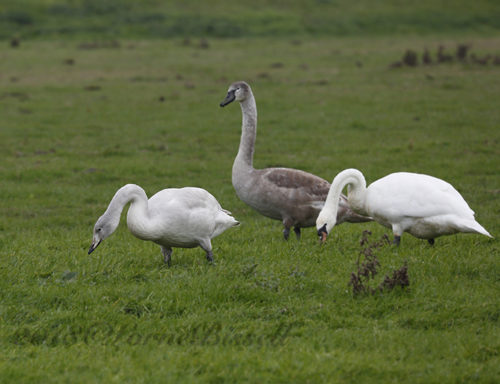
[220,81,370,240]
[88,184,239,265]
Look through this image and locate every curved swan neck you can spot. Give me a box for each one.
[324,169,367,219]
[236,92,257,168]
[102,184,149,234]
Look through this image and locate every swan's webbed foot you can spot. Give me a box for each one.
[294,227,301,240]
[393,235,401,246]
[161,247,173,267]
[427,238,435,246]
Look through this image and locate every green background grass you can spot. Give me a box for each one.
[0,1,499,383]
[2,0,500,39]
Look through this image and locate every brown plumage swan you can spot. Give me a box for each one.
[220,81,371,240]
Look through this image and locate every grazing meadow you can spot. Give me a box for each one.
[1,1,500,382]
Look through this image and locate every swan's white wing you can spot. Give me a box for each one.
[366,172,475,220]
[149,187,237,240]
[146,188,215,237]
[149,187,219,211]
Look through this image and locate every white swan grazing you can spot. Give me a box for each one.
[88,184,239,265]
[220,81,370,240]
[316,169,492,245]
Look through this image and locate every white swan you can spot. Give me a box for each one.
[220,81,370,240]
[316,168,492,244]
[88,184,239,265]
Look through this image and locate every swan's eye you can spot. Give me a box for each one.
[97,228,102,232]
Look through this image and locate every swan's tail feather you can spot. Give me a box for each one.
[212,210,240,237]
[460,219,493,238]
[213,205,238,225]
[221,208,232,215]
[219,209,239,226]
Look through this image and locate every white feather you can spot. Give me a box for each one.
[89,184,239,264]
[317,169,492,243]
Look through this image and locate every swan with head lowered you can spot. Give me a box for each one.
[316,168,492,245]
[220,81,371,240]
[88,184,239,265]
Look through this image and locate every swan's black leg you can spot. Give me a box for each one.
[294,227,301,240]
[161,246,173,267]
[198,239,214,264]
[283,218,294,241]
[283,227,290,240]
[393,235,401,246]
[206,250,214,263]
[428,238,435,245]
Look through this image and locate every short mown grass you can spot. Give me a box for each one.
[0,34,499,382]
[2,0,500,39]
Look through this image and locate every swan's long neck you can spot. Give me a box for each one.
[102,184,150,237]
[323,169,367,224]
[235,93,257,169]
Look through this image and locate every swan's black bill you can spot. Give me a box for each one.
[220,90,236,107]
[317,224,328,244]
[88,240,101,254]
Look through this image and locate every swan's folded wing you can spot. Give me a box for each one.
[368,173,475,219]
[263,167,331,202]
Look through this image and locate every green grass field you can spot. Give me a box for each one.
[1,1,499,383]
[2,0,500,39]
